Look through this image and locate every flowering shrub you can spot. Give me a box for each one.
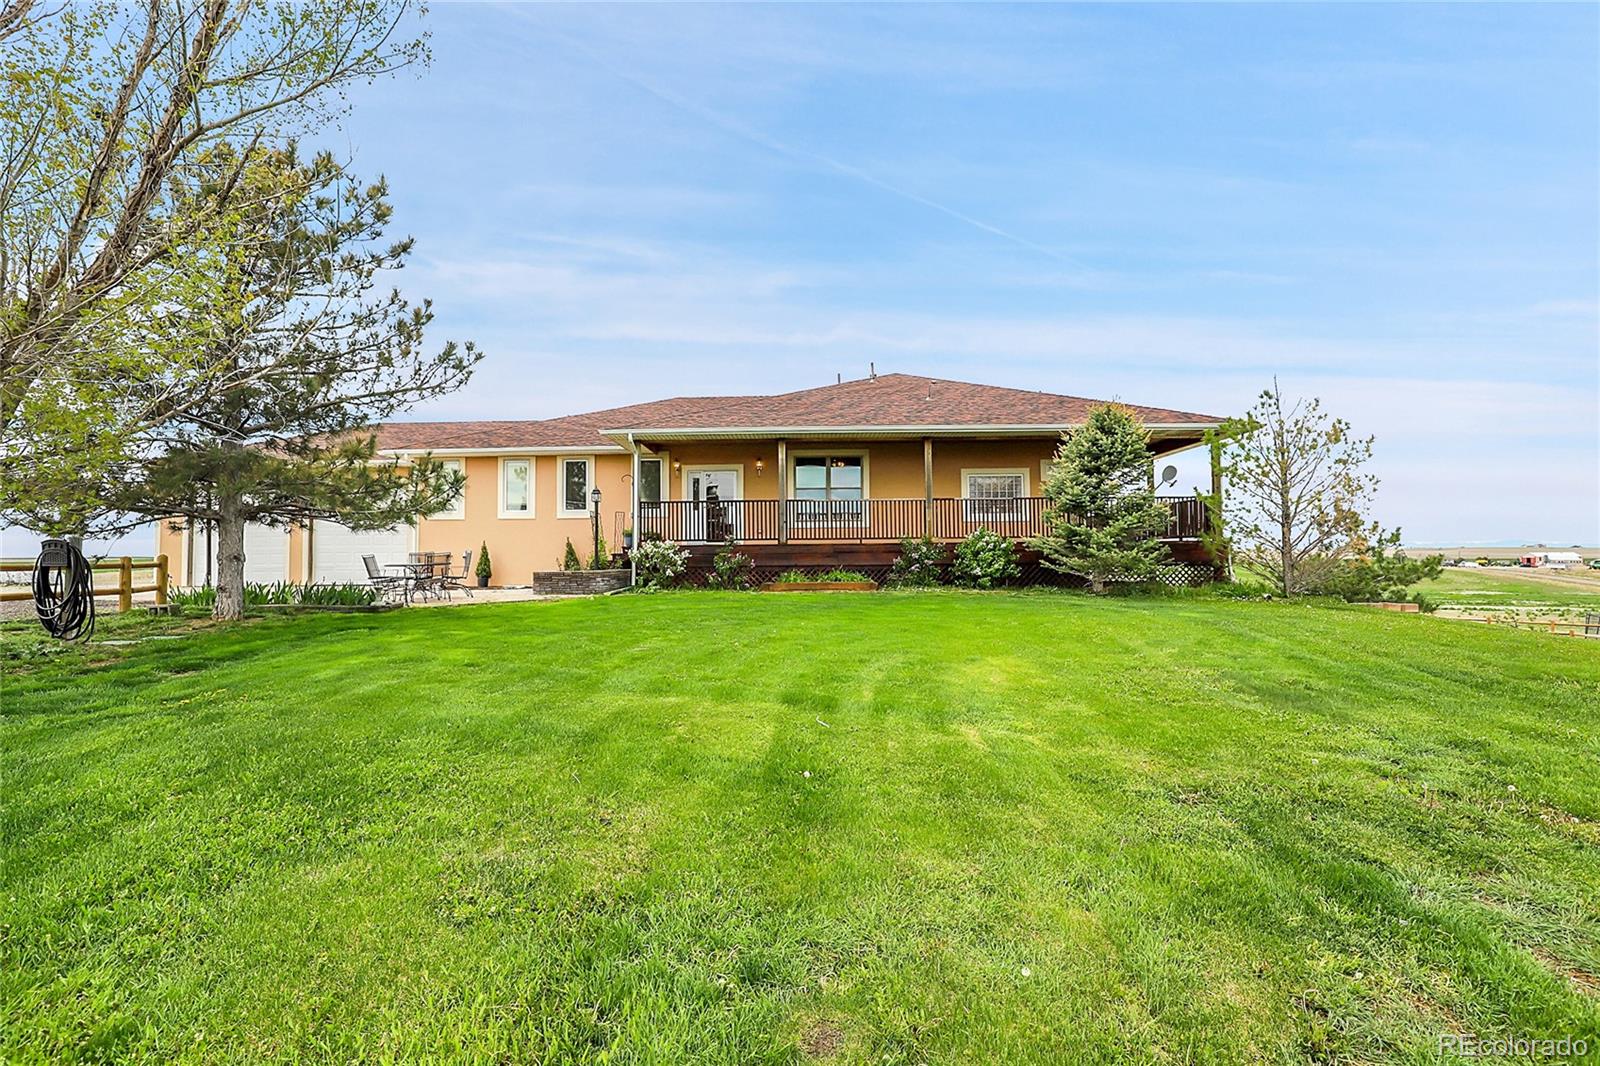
[886,538,945,587]
[950,528,1020,589]
[707,540,754,589]
[631,538,688,590]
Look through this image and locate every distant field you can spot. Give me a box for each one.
[1427,566,1600,609]
[1406,545,1598,562]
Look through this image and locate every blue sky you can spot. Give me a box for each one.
[10,2,1593,558]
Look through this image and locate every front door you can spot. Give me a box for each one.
[685,467,740,541]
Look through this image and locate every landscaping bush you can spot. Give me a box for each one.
[167,582,377,608]
[294,583,380,607]
[588,532,609,570]
[707,540,754,589]
[1318,542,1444,605]
[886,538,945,587]
[951,528,1021,588]
[561,539,582,571]
[631,539,688,590]
[774,568,871,584]
[476,543,492,583]
[817,568,869,583]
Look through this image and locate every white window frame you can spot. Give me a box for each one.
[961,467,1031,523]
[432,458,466,520]
[498,456,535,519]
[786,450,870,527]
[557,455,596,519]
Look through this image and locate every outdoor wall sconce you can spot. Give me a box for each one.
[755,459,765,476]
[672,460,681,474]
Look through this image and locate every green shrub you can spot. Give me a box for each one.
[295,583,379,607]
[476,543,492,580]
[588,532,609,570]
[1318,543,1444,604]
[775,568,870,584]
[707,540,754,589]
[886,538,944,587]
[166,582,376,608]
[561,539,582,571]
[951,528,1020,589]
[631,539,688,590]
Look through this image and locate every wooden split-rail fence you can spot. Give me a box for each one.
[0,555,169,612]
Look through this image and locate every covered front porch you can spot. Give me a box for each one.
[620,431,1222,579]
[628,434,1215,542]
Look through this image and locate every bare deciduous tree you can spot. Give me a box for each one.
[1,0,427,530]
[1214,381,1383,596]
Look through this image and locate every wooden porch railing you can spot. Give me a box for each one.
[636,497,1208,544]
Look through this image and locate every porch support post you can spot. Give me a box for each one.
[777,439,788,544]
[629,434,640,586]
[923,437,934,539]
[1209,437,1228,579]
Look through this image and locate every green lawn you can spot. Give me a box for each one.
[4,594,1598,1064]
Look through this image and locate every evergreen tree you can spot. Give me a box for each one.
[111,145,477,620]
[1034,404,1171,593]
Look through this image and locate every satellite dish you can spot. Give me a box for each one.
[1159,464,1178,487]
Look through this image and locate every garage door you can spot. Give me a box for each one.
[243,523,290,583]
[311,521,411,584]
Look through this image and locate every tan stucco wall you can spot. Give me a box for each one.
[414,452,633,584]
[663,437,1063,500]
[157,437,1170,588]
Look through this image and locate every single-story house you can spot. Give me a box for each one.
[157,373,1228,587]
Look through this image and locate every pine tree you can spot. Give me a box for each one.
[110,145,478,619]
[1034,404,1171,593]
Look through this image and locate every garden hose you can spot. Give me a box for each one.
[32,539,96,641]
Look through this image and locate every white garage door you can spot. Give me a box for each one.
[243,523,290,583]
[311,521,412,584]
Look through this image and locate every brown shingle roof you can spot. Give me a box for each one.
[373,374,1225,451]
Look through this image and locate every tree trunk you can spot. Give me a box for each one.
[214,491,246,621]
[1090,574,1106,594]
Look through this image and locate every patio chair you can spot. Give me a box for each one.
[362,554,407,604]
[440,550,474,599]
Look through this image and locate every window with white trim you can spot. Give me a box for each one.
[792,454,864,524]
[963,469,1029,522]
[499,458,532,517]
[434,459,465,519]
[559,457,593,518]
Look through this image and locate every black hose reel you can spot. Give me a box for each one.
[32,538,96,641]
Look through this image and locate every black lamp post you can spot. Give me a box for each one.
[590,486,602,565]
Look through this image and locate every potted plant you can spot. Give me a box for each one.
[622,527,634,550]
[475,542,492,588]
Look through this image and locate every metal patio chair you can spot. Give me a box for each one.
[362,554,407,604]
